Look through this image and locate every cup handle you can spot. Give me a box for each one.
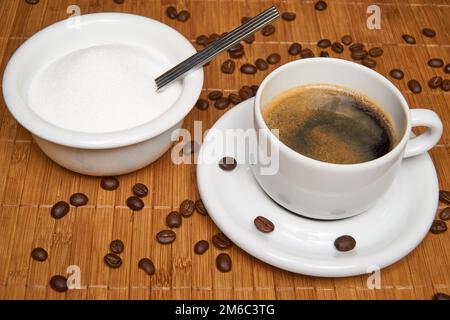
[403,109,443,158]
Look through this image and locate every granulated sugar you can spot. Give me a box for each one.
[28,44,182,133]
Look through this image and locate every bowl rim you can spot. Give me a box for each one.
[2,12,204,149]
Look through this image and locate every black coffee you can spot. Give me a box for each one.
[263,85,395,164]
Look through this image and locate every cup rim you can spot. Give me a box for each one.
[2,12,203,149]
[254,58,411,170]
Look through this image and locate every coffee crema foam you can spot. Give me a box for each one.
[263,84,396,164]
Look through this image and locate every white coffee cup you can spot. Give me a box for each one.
[252,58,442,220]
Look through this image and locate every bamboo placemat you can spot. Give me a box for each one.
[0,0,449,300]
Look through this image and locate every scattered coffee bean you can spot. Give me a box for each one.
[407,79,422,94]
[428,76,443,89]
[221,59,235,74]
[219,156,237,171]
[194,240,209,255]
[229,49,245,59]
[266,53,281,64]
[439,207,450,221]
[208,90,223,101]
[281,12,296,21]
[177,10,190,22]
[195,99,209,110]
[251,85,259,96]
[402,34,416,44]
[439,191,450,204]
[228,43,243,53]
[428,58,444,68]
[331,42,344,54]
[133,183,148,197]
[70,193,88,207]
[317,39,331,48]
[240,63,257,74]
[228,93,243,105]
[255,58,268,70]
[351,49,368,60]
[25,0,39,4]
[195,199,208,216]
[368,47,383,57]
[216,253,232,272]
[180,199,195,217]
[113,0,124,4]
[138,258,155,275]
[300,48,314,58]
[51,201,70,219]
[444,64,450,74]
[212,232,232,250]
[314,0,327,11]
[156,230,176,244]
[288,43,302,56]
[319,51,329,57]
[214,97,230,110]
[31,247,48,262]
[442,79,450,91]
[104,253,122,268]
[109,240,124,254]
[422,28,436,38]
[389,69,404,80]
[166,6,178,19]
[261,24,275,36]
[208,33,220,44]
[433,292,450,300]
[126,196,144,211]
[166,211,182,228]
[239,86,253,100]
[254,216,275,233]
[100,176,119,190]
[349,43,364,52]
[334,235,356,252]
[341,35,352,45]
[241,16,251,24]
[430,220,447,234]
[243,34,255,44]
[49,275,68,292]
[362,57,377,68]
[196,35,208,46]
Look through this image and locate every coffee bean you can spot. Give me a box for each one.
[51,201,69,219]
[166,211,182,228]
[430,220,447,234]
[239,86,253,100]
[428,76,443,89]
[156,230,176,244]
[422,28,436,38]
[196,35,208,46]
[214,97,230,110]
[109,240,124,254]
[444,64,450,74]
[428,58,444,68]
[208,33,220,44]
[300,48,314,58]
[31,247,48,262]
[408,79,422,94]
[49,275,68,292]
[288,43,302,56]
[341,35,352,45]
[166,6,178,19]
[402,34,416,44]
[314,1,327,11]
[244,34,255,44]
[362,57,377,68]
[439,190,450,204]
[368,47,383,57]
[25,0,39,4]
[133,183,148,197]
[100,176,119,190]
[442,79,450,92]
[254,216,275,233]
[317,39,331,48]
[228,93,243,105]
[349,43,364,52]
[207,91,222,101]
[195,99,209,110]
[180,199,195,217]
[138,258,155,275]
[194,240,209,255]
[221,59,235,74]
[229,49,245,59]
[389,69,404,80]
[261,24,275,36]
[433,293,450,300]
[219,156,237,171]
[195,199,208,216]
[334,235,356,252]
[251,85,259,96]
[351,49,368,60]
[240,63,257,74]
[281,12,296,21]
[177,10,190,22]
[104,253,122,268]
[319,51,329,57]
[126,196,144,211]
[266,53,281,65]
[228,43,243,53]
[113,0,124,4]
[241,16,251,24]
[255,58,268,70]
[70,193,88,207]
[212,232,232,250]
[439,207,450,221]
[216,253,232,272]
[331,42,344,54]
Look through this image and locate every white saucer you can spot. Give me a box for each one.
[196,98,439,277]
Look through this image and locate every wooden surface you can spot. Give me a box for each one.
[0,0,449,300]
